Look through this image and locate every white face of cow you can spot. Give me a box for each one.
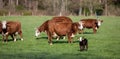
[78,22,83,30]
[35,29,40,37]
[78,37,83,42]
[2,21,7,29]
[97,20,102,26]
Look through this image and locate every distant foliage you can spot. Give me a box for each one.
[0,10,8,16]
[22,11,32,16]
[0,0,120,16]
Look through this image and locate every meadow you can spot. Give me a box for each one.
[0,16,120,59]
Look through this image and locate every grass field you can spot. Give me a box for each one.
[0,16,120,59]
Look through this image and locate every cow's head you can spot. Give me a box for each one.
[78,21,84,30]
[78,37,83,42]
[35,28,41,37]
[2,21,7,29]
[97,20,103,26]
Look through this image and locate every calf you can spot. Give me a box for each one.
[78,37,88,51]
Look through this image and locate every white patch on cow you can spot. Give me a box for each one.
[2,21,7,29]
[78,22,83,30]
[79,37,82,42]
[35,29,40,37]
[95,27,97,30]
[71,33,75,37]
[5,32,9,35]
[98,20,101,26]
[21,38,23,41]
[56,37,59,40]
[14,38,16,42]
[53,32,58,37]
[63,36,65,40]
[15,32,18,35]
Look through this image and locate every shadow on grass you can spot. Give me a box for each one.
[53,40,79,44]
[35,37,48,40]
[83,32,93,34]
[0,52,112,59]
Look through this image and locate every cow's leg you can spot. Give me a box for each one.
[13,34,17,42]
[56,36,60,40]
[68,34,72,43]
[85,44,88,51]
[93,27,97,34]
[47,32,52,45]
[5,34,9,43]
[18,31,23,41]
[2,32,5,42]
[63,36,65,40]
[79,29,84,34]
[10,34,14,40]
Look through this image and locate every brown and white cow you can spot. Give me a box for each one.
[2,21,23,42]
[35,16,83,45]
[35,16,73,40]
[79,19,103,34]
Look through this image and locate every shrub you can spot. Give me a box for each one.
[0,10,8,16]
[22,11,32,16]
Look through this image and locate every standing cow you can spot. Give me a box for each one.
[2,21,23,42]
[79,19,103,34]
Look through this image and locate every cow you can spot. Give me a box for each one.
[78,37,88,51]
[79,19,103,34]
[35,16,73,40]
[2,21,23,42]
[47,17,83,45]
[35,16,83,45]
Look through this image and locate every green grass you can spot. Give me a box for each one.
[0,16,120,59]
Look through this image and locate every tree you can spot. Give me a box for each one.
[0,0,3,9]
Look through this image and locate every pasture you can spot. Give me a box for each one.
[0,16,120,59]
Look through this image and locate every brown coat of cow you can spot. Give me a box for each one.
[4,21,23,42]
[79,19,103,34]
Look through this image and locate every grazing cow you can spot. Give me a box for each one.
[79,19,103,34]
[35,20,49,37]
[2,21,23,42]
[35,16,83,45]
[78,37,88,51]
[47,18,83,45]
[35,16,73,40]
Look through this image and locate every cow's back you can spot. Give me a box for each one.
[48,16,73,35]
[7,21,21,33]
[51,16,73,23]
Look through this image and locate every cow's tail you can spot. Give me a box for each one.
[2,21,7,29]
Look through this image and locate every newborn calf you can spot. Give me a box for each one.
[78,37,88,51]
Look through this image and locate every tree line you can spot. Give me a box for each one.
[0,0,120,16]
